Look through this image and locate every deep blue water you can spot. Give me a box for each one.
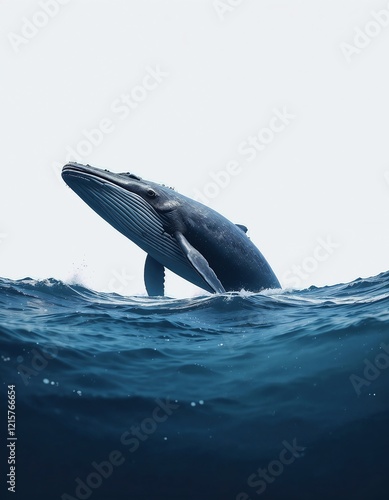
[1,272,389,500]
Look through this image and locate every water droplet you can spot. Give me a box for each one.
[43,378,49,384]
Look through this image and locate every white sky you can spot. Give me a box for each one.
[1,0,389,297]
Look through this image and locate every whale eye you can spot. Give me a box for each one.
[146,188,156,198]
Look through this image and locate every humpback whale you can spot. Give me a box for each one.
[62,163,280,295]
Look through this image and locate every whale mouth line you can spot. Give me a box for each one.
[62,166,154,223]
[62,164,121,188]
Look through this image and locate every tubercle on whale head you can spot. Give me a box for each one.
[117,171,142,181]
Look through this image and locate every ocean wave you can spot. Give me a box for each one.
[1,272,389,499]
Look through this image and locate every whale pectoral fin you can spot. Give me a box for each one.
[144,254,165,296]
[236,224,248,233]
[174,232,226,294]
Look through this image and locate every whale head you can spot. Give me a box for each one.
[61,162,183,256]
